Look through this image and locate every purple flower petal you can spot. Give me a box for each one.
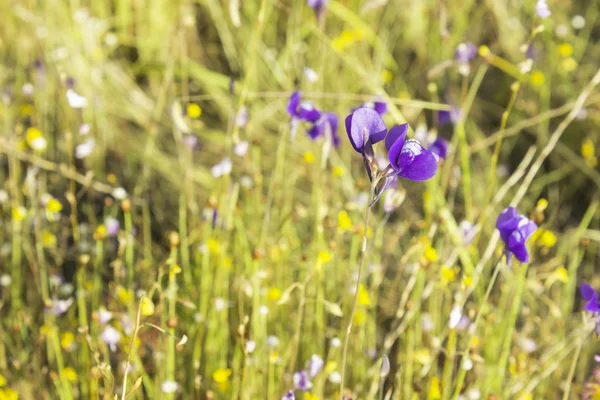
[287,91,302,117]
[345,108,387,153]
[282,390,295,400]
[309,354,324,377]
[394,139,439,181]
[429,137,449,159]
[455,43,477,63]
[385,123,408,154]
[581,283,597,302]
[508,231,530,263]
[297,101,322,122]
[373,101,387,115]
[293,370,312,391]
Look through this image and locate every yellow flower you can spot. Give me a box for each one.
[95,225,107,240]
[12,207,27,222]
[561,57,577,73]
[170,264,182,275]
[353,310,366,325]
[46,198,63,213]
[267,287,282,302]
[440,265,456,282]
[117,286,133,304]
[61,331,75,350]
[555,267,568,283]
[26,127,47,151]
[582,138,597,166]
[463,275,473,287]
[338,210,353,231]
[42,231,57,248]
[107,173,118,184]
[303,152,315,164]
[531,71,545,87]
[207,238,221,255]
[0,388,18,400]
[558,43,573,58]
[333,166,344,176]
[140,297,155,316]
[332,30,355,51]
[187,103,202,119]
[536,230,557,248]
[423,244,439,262]
[428,376,441,399]
[381,70,393,83]
[318,250,331,264]
[478,45,490,57]
[212,368,232,384]
[324,361,337,374]
[63,367,78,382]
[358,284,371,306]
[304,394,319,400]
[0,373,5,387]
[536,198,548,212]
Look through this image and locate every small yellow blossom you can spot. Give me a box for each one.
[463,275,473,287]
[428,376,441,399]
[423,244,439,262]
[332,30,355,52]
[381,70,393,83]
[269,350,279,364]
[338,210,353,231]
[63,367,78,382]
[117,286,133,304]
[555,267,569,283]
[0,388,18,400]
[303,152,315,164]
[353,310,366,325]
[304,393,319,400]
[46,198,62,213]
[478,45,490,57]
[140,297,155,316]
[561,57,578,73]
[207,238,221,255]
[267,287,282,302]
[531,71,545,87]
[534,229,557,248]
[170,264,182,275]
[42,231,57,248]
[324,361,337,374]
[536,198,548,212]
[470,336,479,348]
[440,265,456,282]
[318,250,331,264]
[95,225,107,240]
[212,368,232,384]
[582,138,596,158]
[107,173,118,184]
[0,373,5,387]
[61,331,75,350]
[12,206,27,222]
[357,284,371,306]
[333,166,344,176]
[558,43,573,57]
[26,127,47,151]
[187,103,202,119]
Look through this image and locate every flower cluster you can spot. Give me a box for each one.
[496,207,537,265]
[580,283,600,335]
[287,91,340,147]
[345,108,439,204]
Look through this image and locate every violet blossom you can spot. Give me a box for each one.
[496,206,538,264]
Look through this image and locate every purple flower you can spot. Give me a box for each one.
[52,297,74,316]
[581,283,600,313]
[282,390,295,400]
[287,91,321,123]
[429,137,449,160]
[352,99,387,116]
[385,123,439,181]
[105,218,120,237]
[293,370,312,391]
[307,0,328,21]
[308,354,324,377]
[345,108,387,153]
[437,107,461,126]
[535,0,551,19]
[496,207,538,264]
[101,325,121,352]
[454,43,477,63]
[307,112,340,147]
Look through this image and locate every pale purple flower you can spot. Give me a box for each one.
[182,134,199,149]
[535,0,551,19]
[101,325,121,352]
[53,297,74,316]
[235,106,248,128]
[454,43,477,63]
[307,0,329,22]
[75,138,95,159]
[105,218,120,237]
[99,308,113,325]
[282,390,295,400]
[211,157,232,178]
[293,370,312,391]
[234,140,249,156]
[308,354,324,377]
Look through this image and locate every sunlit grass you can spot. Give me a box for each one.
[1,0,600,399]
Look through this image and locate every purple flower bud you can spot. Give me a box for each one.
[307,0,329,22]
[292,370,312,391]
[308,354,324,377]
[581,283,600,313]
[454,43,477,63]
[429,137,449,160]
[105,218,120,237]
[345,108,387,153]
[282,390,295,400]
[385,123,439,181]
[496,207,537,264]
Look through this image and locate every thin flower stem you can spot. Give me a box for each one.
[562,337,583,400]
[340,189,374,400]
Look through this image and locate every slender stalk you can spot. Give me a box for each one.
[340,188,374,400]
[562,338,583,400]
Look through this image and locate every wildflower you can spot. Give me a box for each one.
[385,123,439,180]
[304,152,315,164]
[105,218,120,236]
[454,43,477,63]
[52,297,74,316]
[26,127,47,151]
[345,108,387,154]
[0,275,11,287]
[531,71,545,86]
[496,207,538,264]
[304,67,318,82]
[211,157,232,178]
[437,107,461,126]
[75,138,95,159]
[572,15,585,29]
[140,297,155,316]
[421,314,434,332]
[64,367,78,382]
[330,337,341,348]
[267,335,280,347]
[0,388,18,400]
[182,134,199,149]
[112,187,127,200]
[282,390,295,400]
[187,103,202,118]
[309,355,324,377]
[22,83,34,96]
[304,394,318,400]
[235,106,248,128]
[429,377,442,399]
[307,112,340,147]
[61,331,76,351]
[449,305,462,329]
[293,370,312,391]
[337,210,353,231]
[101,325,121,351]
[287,91,321,123]
[535,0,551,19]
[267,287,282,302]
[459,220,476,245]
[246,340,256,354]
[307,0,328,22]
[581,283,600,313]
[12,206,27,221]
[234,140,249,157]
[99,308,113,324]
[357,284,371,306]
[66,88,88,108]
[213,368,232,383]
[328,371,341,383]
[352,98,387,116]
[429,137,449,160]
[161,380,179,394]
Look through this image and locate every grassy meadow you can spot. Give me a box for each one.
[1,0,600,399]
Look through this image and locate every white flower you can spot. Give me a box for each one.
[572,15,585,29]
[0,274,12,287]
[211,157,232,178]
[245,340,256,354]
[75,138,96,159]
[112,187,127,200]
[328,371,341,384]
[330,337,341,348]
[101,325,121,352]
[99,308,113,325]
[535,0,551,19]
[304,67,318,82]
[215,297,227,312]
[267,335,280,348]
[161,380,178,394]
[259,305,269,315]
[234,140,249,157]
[462,357,473,371]
[66,89,88,108]
[449,304,462,329]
